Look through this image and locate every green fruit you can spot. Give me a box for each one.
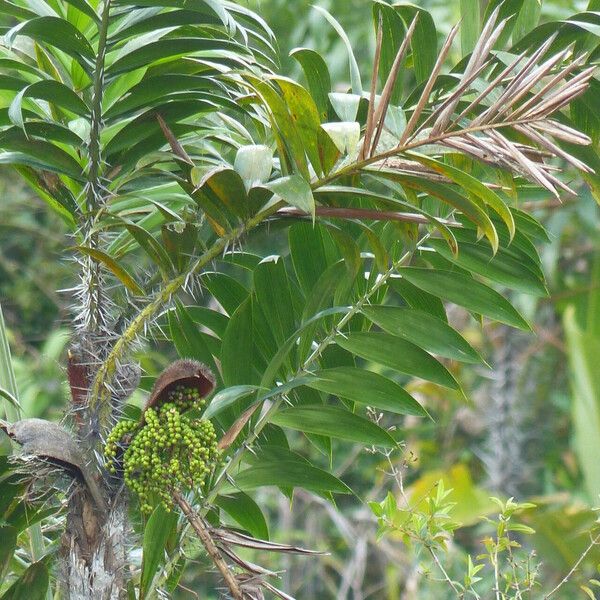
[104,400,220,513]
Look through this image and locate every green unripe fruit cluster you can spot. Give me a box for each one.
[104,399,219,514]
[166,383,206,413]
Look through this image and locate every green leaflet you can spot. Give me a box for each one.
[216,492,269,540]
[308,367,428,416]
[139,506,178,600]
[399,267,530,330]
[289,47,331,121]
[230,458,352,494]
[362,305,483,363]
[336,331,460,389]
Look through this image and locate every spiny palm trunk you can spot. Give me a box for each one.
[62,337,129,598]
[61,494,127,600]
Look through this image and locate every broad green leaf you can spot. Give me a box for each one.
[9,80,89,131]
[140,506,178,600]
[399,267,530,330]
[371,170,498,252]
[104,74,214,119]
[265,175,315,220]
[203,272,249,316]
[76,246,144,295]
[511,208,549,243]
[108,38,241,74]
[232,458,352,494]
[192,166,248,219]
[314,5,362,95]
[1,559,49,600]
[513,0,541,42]
[336,332,460,389]
[290,47,331,120]
[373,1,406,103]
[394,4,437,83]
[117,220,173,277]
[253,256,297,346]
[362,306,483,363]
[273,76,324,176]
[390,277,447,322]
[216,492,269,540]
[234,144,273,191]
[0,130,84,179]
[289,222,330,295]
[308,367,427,416]
[184,306,229,339]
[221,298,256,386]
[408,152,515,244]
[427,238,547,297]
[248,76,309,177]
[272,405,396,447]
[460,0,480,55]
[204,385,261,419]
[321,122,360,155]
[7,17,95,66]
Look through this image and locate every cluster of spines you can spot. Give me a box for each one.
[104,390,218,513]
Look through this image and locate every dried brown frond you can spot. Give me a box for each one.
[360,11,383,161]
[375,14,597,198]
[368,15,419,157]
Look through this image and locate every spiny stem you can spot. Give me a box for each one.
[89,202,285,436]
[79,0,112,336]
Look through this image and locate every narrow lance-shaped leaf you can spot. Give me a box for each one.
[336,331,460,389]
[271,405,397,447]
[399,267,530,330]
[307,367,428,416]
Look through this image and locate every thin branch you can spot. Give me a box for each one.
[544,531,600,598]
[427,546,463,599]
[174,491,243,600]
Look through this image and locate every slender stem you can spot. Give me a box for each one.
[174,491,243,600]
[427,546,463,598]
[544,531,600,599]
[493,542,501,600]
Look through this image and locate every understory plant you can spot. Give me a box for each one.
[0,0,599,598]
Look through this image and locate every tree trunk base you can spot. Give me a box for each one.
[61,491,128,600]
